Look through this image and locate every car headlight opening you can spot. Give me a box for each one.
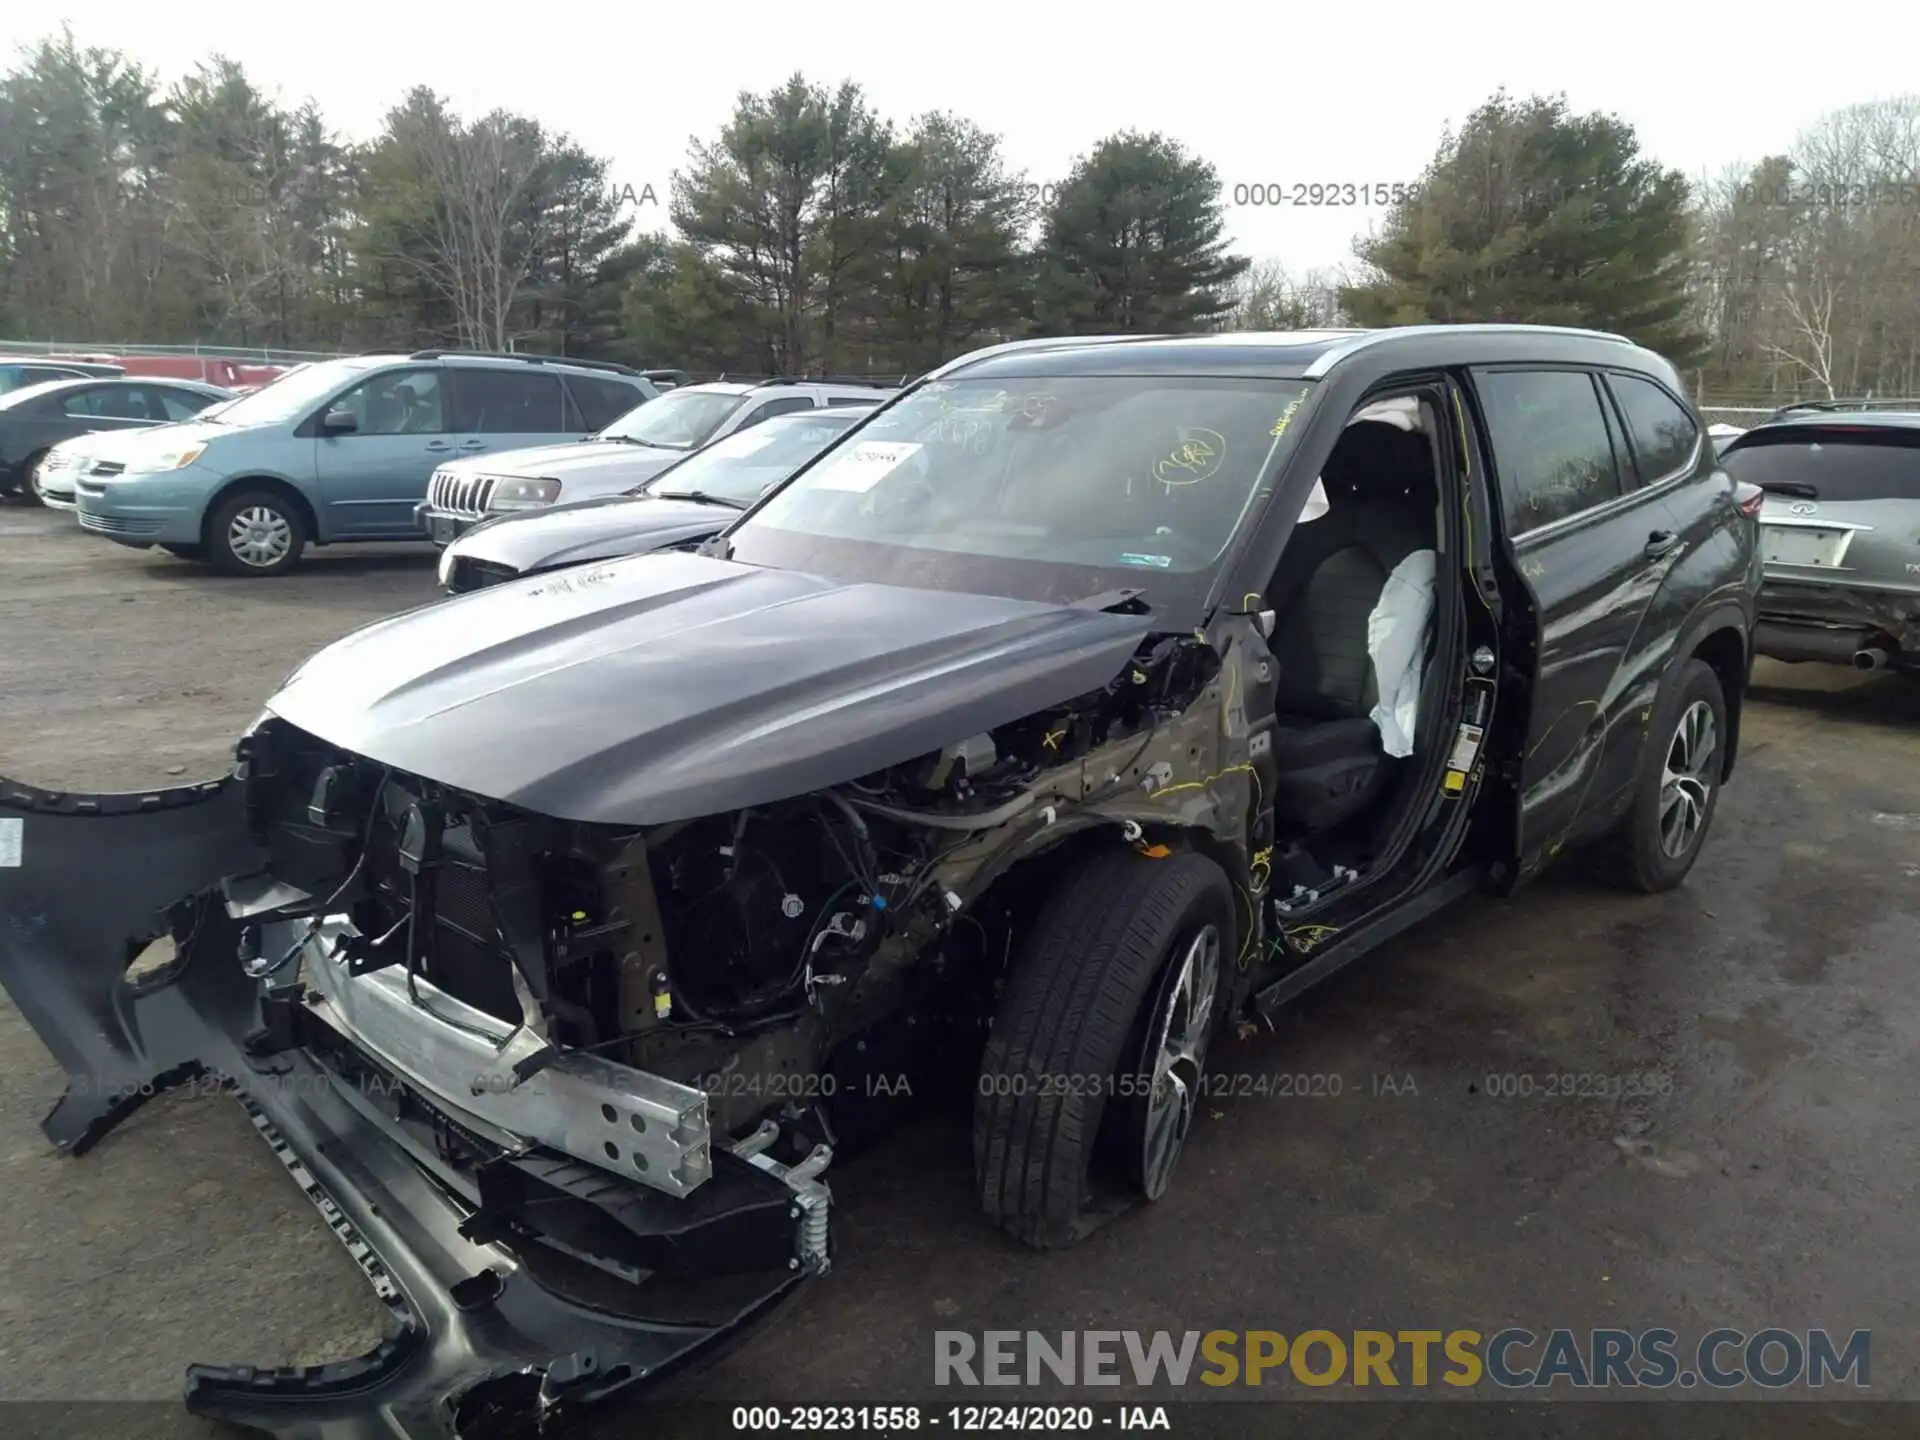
[487,477,562,512]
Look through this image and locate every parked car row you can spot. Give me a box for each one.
[16,348,905,576]
[415,376,897,542]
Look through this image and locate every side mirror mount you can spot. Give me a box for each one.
[320,408,358,435]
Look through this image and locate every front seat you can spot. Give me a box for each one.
[1265,421,1437,835]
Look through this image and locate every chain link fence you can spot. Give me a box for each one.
[0,339,346,364]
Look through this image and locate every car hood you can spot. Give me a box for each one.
[451,494,738,573]
[85,419,230,462]
[264,550,1153,826]
[450,439,689,483]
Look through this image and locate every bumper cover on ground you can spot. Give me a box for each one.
[0,774,813,1440]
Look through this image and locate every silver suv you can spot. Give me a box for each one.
[417,377,898,541]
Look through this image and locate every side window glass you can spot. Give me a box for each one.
[1475,370,1624,533]
[450,370,563,433]
[568,376,644,431]
[1608,373,1700,484]
[328,368,447,436]
[64,386,148,418]
[738,395,815,431]
[828,394,876,407]
[155,388,211,422]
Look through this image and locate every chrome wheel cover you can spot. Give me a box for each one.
[227,505,292,568]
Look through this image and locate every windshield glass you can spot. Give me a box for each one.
[726,375,1311,615]
[639,412,868,503]
[200,357,382,428]
[600,388,746,448]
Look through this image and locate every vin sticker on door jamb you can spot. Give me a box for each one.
[0,817,21,867]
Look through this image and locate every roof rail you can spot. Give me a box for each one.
[923,334,1178,384]
[745,374,905,390]
[406,349,642,377]
[1761,397,1920,423]
[1301,323,1635,378]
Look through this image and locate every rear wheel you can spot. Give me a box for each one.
[974,849,1233,1248]
[1596,657,1727,893]
[206,488,307,577]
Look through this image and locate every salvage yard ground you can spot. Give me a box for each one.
[3,508,1920,1425]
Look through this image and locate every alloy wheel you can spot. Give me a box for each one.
[1658,699,1717,859]
[1138,922,1220,1200]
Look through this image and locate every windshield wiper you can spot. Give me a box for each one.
[649,489,749,510]
[597,434,655,445]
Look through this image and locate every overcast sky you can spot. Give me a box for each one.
[6,4,1918,277]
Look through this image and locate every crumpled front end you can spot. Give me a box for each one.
[0,767,829,1440]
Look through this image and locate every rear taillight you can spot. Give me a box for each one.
[1733,481,1765,518]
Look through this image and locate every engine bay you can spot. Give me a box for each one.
[228,626,1232,1176]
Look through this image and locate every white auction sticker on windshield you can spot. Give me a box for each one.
[718,430,779,457]
[810,441,922,492]
[0,817,20,867]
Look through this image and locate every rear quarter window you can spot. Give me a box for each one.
[1721,429,1920,502]
[1607,372,1701,483]
[567,375,646,430]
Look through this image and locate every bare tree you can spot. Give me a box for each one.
[1221,258,1346,330]
[389,106,545,350]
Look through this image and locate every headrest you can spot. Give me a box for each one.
[1316,419,1438,516]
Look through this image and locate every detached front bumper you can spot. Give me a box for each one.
[0,774,826,1440]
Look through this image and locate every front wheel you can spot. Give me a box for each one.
[21,450,51,505]
[1597,657,1727,893]
[206,489,307,577]
[974,849,1233,1248]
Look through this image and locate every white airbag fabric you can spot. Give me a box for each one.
[1367,548,1436,758]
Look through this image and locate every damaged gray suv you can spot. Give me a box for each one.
[0,326,1763,1438]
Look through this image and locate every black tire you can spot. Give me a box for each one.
[20,450,51,505]
[974,848,1234,1248]
[205,487,307,577]
[1595,657,1727,893]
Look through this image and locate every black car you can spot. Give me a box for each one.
[0,377,234,499]
[437,405,876,592]
[0,358,124,397]
[0,325,1761,1439]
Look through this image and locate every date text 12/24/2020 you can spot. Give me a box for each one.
[731,1405,1171,1431]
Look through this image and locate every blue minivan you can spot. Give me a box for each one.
[71,350,657,576]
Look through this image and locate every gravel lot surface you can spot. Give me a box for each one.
[3,509,1918,1431]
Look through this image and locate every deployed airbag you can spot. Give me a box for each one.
[1367,548,1436,758]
